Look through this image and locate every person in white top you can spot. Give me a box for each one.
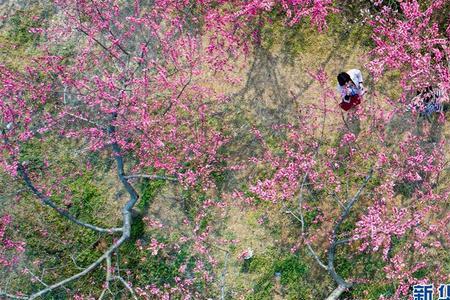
[336,69,366,111]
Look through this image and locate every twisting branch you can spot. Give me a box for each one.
[2,120,143,299]
[1,126,121,234]
[325,284,348,300]
[285,209,327,270]
[290,149,328,271]
[17,164,122,234]
[0,291,28,300]
[62,111,107,129]
[124,174,178,182]
[327,168,373,289]
[26,270,48,287]
[290,165,373,299]
[108,122,140,213]
[162,72,192,116]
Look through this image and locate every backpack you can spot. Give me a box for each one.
[340,95,361,111]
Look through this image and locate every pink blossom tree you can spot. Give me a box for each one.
[242,68,449,299]
[6,0,447,298]
[367,0,449,103]
[0,215,25,269]
[0,0,333,298]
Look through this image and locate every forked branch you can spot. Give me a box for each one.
[2,124,141,299]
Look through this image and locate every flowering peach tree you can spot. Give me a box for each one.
[243,67,448,299]
[0,0,333,298]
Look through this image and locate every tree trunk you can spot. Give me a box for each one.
[325,285,347,300]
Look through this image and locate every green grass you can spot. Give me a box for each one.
[246,249,311,299]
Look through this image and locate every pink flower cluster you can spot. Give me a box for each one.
[0,215,25,268]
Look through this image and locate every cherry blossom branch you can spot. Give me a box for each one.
[92,6,130,57]
[76,27,121,61]
[162,72,192,116]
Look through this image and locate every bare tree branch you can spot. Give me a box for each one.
[69,255,85,271]
[327,168,373,289]
[331,192,345,209]
[27,233,127,299]
[17,164,122,234]
[293,157,329,271]
[335,238,352,246]
[26,270,48,287]
[285,210,328,270]
[0,291,28,300]
[76,27,122,62]
[106,255,112,284]
[2,121,142,299]
[124,174,178,182]
[62,111,106,129]
[325,284,348,300]
[98,288,108,300]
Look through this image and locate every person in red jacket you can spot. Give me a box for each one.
[337,70,366,111]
